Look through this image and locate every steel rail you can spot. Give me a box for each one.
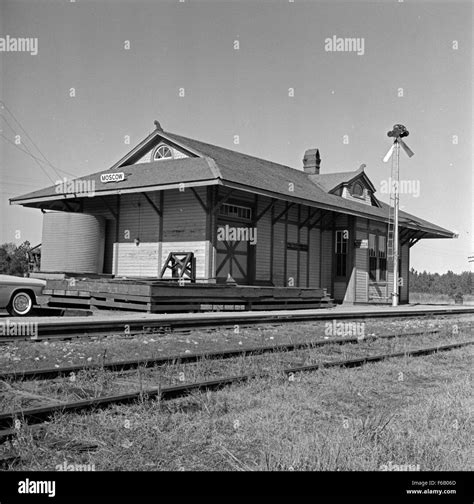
[0,329,441,382]
[1,306,473,343]
[0,339,472,434]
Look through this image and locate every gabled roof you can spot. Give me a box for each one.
[10,156,219,202]
[309,164,376,193]
[10,127,455,239]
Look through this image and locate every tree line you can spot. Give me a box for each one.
[409,268,472,297]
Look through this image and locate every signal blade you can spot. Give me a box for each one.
[398,138,414,157]
[383,144,395,163]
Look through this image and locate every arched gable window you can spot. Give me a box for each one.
[352,182,364,197]
[153,143,173,161]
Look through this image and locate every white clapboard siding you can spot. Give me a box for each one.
[369,283,388,301]
[113,242,160,277]
[355,229,368,302]
[255,196,272,282]
[161,241,208,279]
[342,187,372,205]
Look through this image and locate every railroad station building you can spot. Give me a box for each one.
[11,121,455,304]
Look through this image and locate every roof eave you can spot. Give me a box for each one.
[10,179,222,207]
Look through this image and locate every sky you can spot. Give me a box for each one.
[0,0,472,273]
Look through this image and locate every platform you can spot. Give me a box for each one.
[40,278,334,313]
[3,303,474,326]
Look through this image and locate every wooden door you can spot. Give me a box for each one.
[215,220,250,284]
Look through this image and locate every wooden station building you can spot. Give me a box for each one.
[11,121,455,305]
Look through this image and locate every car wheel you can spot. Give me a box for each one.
[7,291,34,316]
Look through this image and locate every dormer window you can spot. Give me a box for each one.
[153,143,173,161]
[352,182,364,197]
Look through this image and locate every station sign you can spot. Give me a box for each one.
[100,172,125,183]
[355,239,368,248]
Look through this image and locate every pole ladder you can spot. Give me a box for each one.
[387,141,400,306]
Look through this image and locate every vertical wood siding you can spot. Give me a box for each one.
[161,188,208,278]
[400,243,409,303]
[118,192,160,243]
[308,228,321,288]
[320,230,332,292]
[255,196,272,282]
[272,219,286,286]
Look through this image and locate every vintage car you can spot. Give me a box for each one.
[0,274,46,316]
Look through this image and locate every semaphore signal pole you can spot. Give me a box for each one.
[383,124,414,307]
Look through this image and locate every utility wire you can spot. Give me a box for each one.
[0,101,76,177]
[0,131,55,166]
[0,129,56,184]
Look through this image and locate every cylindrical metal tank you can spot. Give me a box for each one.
[41,212,105,274]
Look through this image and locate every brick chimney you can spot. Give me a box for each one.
[303,148,321,175]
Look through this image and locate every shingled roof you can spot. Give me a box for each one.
[10,128,454,239]
[308,164,375,192]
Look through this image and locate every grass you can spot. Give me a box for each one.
[409,292,474,305]
[2,343,472,471]
[1,326,470,413]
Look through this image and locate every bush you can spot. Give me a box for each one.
[0,241,31,276]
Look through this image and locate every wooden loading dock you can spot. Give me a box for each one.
[11,120,456,311]
[41,278,333,313]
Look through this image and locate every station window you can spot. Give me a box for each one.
[352,182,364,197]
[153,144,173,161]
[369,233,377,281]
[369,233,389,282]
[378,236,387,281]
[335,230,348,277]
[219,203,252,221]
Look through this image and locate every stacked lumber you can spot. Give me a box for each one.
[42,278,334,313]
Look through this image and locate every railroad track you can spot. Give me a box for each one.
[0,329,441,382]
[1,306,473,343]
[0,337,472,439]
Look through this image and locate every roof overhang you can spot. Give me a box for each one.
[11,177,454,239]
[10,179,222,207]
[219,180,455,239]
